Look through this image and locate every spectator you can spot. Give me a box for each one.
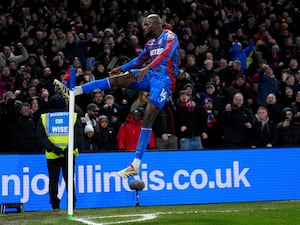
[51,28,67,51]
[279,85,295,108]
[173,68,193,102]
[95,115,117,151]
[27,96,49,121]
[185,54,201,93]
[176,90,207,150]
[14,65,29,93]
[229,39,254,73]
[117,108,156,151]
[130,91,149,112]
[62,31,86,66]
[222,92,253,148]
[286,58,299,76]
[200,82,228,113]
[250,106,278,148]
[8,60,19,78]
[20,83,38,101]
[84,103,100,132]
[0,66,15,100]
[250,58,268,98]
[293,70,300,93]
[91,90,105,109]
[0,43,29,69]
[268,44,282,72]
[229,74,255,107]
[277,107,300,147]
[198,59,217,88]
[12,102,42,153]
[153,96,178,150]
[92,61,109,80]
[49,51,68,77]
[25,54,43,77]
[183,83,196,100]
[39,66,56,96]
[216,58,235,87]
[209,74,231,112]
[89,31,105,65]
[265,93,283,124]
[202,96,223,148]
[256,64,279,106]
[113,30,136,59]
[79,124,99,152]
[99,94,124,133]
[0,91,20,152]
[207,37,226,61]
[230,59,244,76]
[278,73,295,97]
[290,91,300,124]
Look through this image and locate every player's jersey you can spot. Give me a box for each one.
[120,29,180,79]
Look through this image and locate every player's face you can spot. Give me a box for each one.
[143,18,154,38]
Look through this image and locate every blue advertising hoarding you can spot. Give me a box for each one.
[0,148,299,211]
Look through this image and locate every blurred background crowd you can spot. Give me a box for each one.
[1,0,300,153]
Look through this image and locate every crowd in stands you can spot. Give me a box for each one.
[1,0,300,153]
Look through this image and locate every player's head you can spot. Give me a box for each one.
[143,14,162,38]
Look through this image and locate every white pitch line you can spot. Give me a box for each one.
[72,207,278,225]
[73,213,157,225]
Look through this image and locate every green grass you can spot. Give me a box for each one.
[2,201,300,225]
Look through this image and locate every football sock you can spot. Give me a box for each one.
[82,77,111,93]
[132,158,141,169]
[135,126,152,160]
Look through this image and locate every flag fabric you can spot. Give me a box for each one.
[62,66,76,89]
[69,66,76,90]
[62,67,70,87]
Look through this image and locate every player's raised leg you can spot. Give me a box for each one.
[54,71,134,97]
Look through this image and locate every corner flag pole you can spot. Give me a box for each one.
[68,66,76,219]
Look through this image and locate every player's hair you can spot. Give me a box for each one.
[147,14,162,25]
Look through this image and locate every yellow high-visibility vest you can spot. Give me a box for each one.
[41,112,78,159]
[246,49,255,69]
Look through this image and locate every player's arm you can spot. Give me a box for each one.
[110,48,150,75]
[120,47,150,71]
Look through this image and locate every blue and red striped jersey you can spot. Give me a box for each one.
[120,29,180,79]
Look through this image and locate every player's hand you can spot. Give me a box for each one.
[136,66,150,82]
[110,67,122,76]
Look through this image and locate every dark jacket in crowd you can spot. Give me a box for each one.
[266,103,283,124]
[95,127,117,151]
[176,101,207,139]
[0,98,20,152]
[250,116,278,148]
[153,99,177,137]
[222,104,253,148]
[79,136,99,152]
[276,121,300,147]
[13,109,41,153]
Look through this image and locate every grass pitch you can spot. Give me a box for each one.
[2,201,300,225]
